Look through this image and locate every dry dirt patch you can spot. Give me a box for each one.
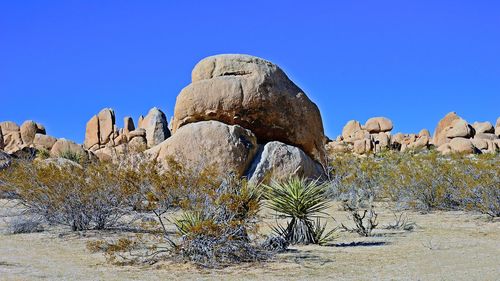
[1,200,499,281]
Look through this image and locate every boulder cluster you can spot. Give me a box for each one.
[1,54,499,177]
[327,113,500,155]
[147,54,326,183]
[83,107,170,161]
[434,113,500,155]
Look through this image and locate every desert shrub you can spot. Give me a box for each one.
[36,149,51,160]
[59,149,84,164]
[0,160,136,231]
[384,212,416,231]
[95,172,270,268]
[340,187,378,237]
[265,178,336,245]
[327,151,500,217]
[172,175,268,267]
[6,216,45,234]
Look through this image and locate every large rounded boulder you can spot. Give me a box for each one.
[171,54,326,164]
[246,141,324,185]
[147,121,258,177]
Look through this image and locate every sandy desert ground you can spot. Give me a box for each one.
[1,199,499,281]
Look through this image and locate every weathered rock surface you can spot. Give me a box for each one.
[342,120,363,141]
[123,117,135,135]
[84,115,100,150]
[353,139,372,154]
[33,134,57,151]
[365,117,393,133]
[171,54,326,164]
[448,138,476,154]
[246,141,323,184]
[445,119,472,139]
[433,112,461,147]
[20,120,45,145]
[50,139,87,160]
[98,108,116,145]
[472,121,494,134]
[0,121,23,154]
[496,117,500,137]
[139,107,170,148]
[147,121,258,176]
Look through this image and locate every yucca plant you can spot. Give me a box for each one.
[264,177,334,245]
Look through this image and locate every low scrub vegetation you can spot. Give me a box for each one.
[328,151,500,218]
[0,149,498,269]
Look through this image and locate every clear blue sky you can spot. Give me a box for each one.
[1,1,499,143]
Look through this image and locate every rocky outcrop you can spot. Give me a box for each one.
[433,112,462,147]
[496,117,500,137]
[365,117,393,134]
[50,139,88,160]
[472,121,494,134]
[20,120,45,145]
[0,121,23,154]
[171,54,326,164]
[33,134,57,151]
[246,141,323,184]
[139,107,170,148]
[147,121,258,177]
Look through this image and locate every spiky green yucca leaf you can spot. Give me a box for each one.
[264,178,332,245]
[265,178,330,219]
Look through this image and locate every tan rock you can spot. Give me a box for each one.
[33,134,57,151]
[433,112,461,147]
[246,141,323,184]
[446,119,472,138]
[372,132,390,152]
[409,135,430,150]
[50,139,87,161]
[353,139,372,154]
[390,133,405,147]
[128,136,147,152]
[496,117,500,137]
[471,138,488,150]
[449,138,475,154]
[419,129,431,138]
[128,128,146,139]
[139,108,170,148]
[147,121,258,176]
[474,133,498,140]
[98,108,115,145]
[20,120,43,145]
[172,54,326,164]
[326,141,350,154]
[0,121,20,133]
[436,143,452,155]
[342,120,363,140]
[472,121,494,134]
[123,117,135,135]
[0,121,23,154]
[365,117,393,133]
[84,115,100,150]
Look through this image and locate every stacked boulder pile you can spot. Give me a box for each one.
[327,117,432,155]
[326,112,500,156]
[434,112,500,155]
[83,107,170,161]
[146,54,326,183]
[0,120,93,165]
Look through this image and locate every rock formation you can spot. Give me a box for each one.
[171,54,326,164]
[147,121,258,177]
